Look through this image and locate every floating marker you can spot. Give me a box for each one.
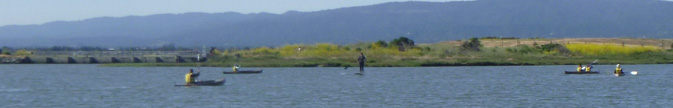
[631,71,638,75]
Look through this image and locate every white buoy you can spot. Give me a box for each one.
[631,71,638,75]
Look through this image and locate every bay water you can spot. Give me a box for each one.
[1,64,672,107]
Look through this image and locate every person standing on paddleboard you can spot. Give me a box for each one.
[357,52,366,73]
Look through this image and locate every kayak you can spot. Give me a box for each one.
[223,69,263,74]
[564,71,600,74]
[175,78,226,86]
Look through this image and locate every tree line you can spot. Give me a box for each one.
[0,44,197,52]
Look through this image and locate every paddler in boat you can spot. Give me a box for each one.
[185,69,200,84]
[232,64,240,72]
[615,64,623,74]
[577,64,583,72]
[585,64,593,72]
[579,65,587,72]
[357,52,366,73]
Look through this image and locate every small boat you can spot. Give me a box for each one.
[175,78,226,86]
[223,69,263,74]
[564,71,600,74]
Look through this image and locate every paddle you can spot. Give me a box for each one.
[194,54,202,82]
[586,59,598,71]
[197,54,203,72]
[197,54,201,69]
[588,59,598,66]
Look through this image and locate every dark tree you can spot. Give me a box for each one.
[375,40,388,47]
[540,43,563,52]
[390,37,415,47]
[209,47,217,55]
[461,38,482,51]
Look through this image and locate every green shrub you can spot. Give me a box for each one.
[461,38,481,51]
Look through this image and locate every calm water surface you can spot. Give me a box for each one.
[1,64,672,107]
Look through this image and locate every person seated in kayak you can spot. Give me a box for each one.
[580,66,587,72]
[232,64,240,72]
[615,64,622,74]
[577,64,583,72]
[586,64,593,72]
[185,69,200,84]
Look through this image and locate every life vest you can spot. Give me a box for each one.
[233,66,238,72]
[615,67,622,74]
[581,67,586,72]
[586,67,591,72]
[185,73,193,83]
[577,67,581,72]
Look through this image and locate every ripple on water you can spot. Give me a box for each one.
[0,88,31,92]
[1,65,673,107]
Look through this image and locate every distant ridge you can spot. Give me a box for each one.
[1,0,672,47]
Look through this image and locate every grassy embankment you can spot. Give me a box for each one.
[102,38,673,67]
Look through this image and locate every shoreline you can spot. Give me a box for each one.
[4,38,673,67]
[97,60,673,67]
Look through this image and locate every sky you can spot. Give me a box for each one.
[0,0,467,27]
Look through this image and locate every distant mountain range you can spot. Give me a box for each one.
[1,0,673,47]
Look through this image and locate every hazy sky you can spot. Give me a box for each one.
[0,0,467,26]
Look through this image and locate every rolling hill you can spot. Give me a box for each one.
[1,0,672,47]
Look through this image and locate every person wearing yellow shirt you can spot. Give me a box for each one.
[585,64,593,72]
[577,64,583,72]
[232,64,240,72]
[185,69,200,84]
[615,64,623,75]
